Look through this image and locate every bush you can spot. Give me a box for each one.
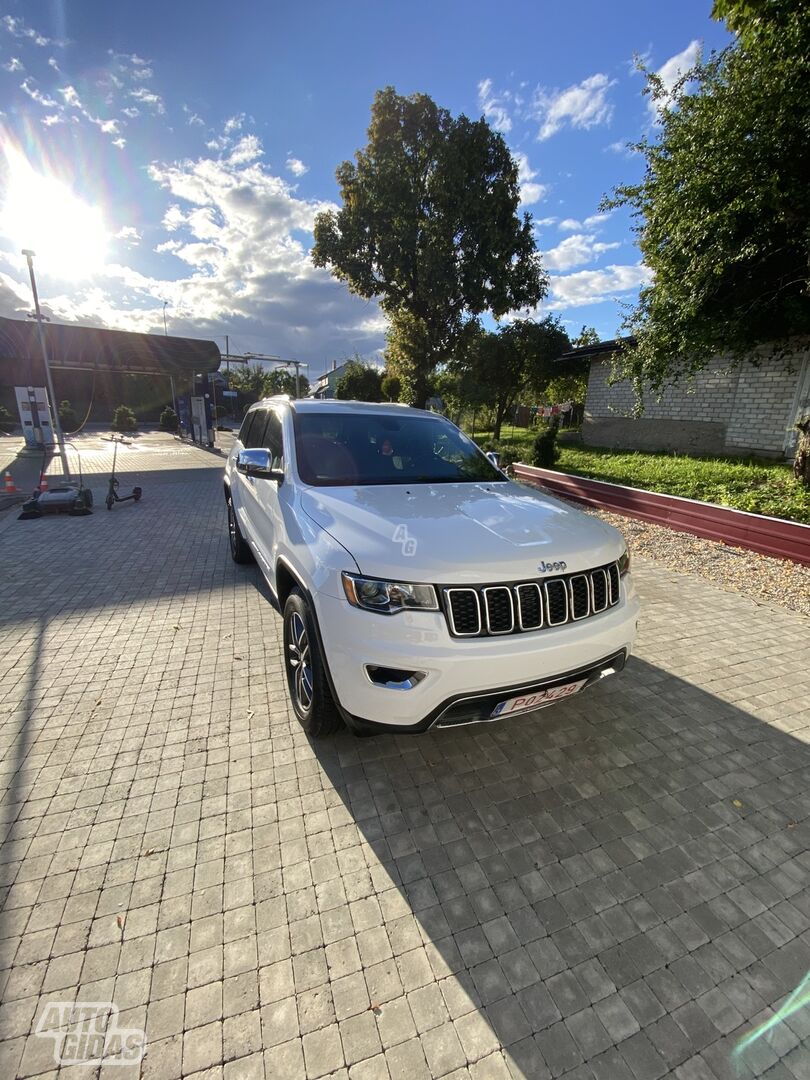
[112,405,138,433]
[532,419,560,469]
[58,399,77,430]
[794,415,810,489]
[159,406,179,433]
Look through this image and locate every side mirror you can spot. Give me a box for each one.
[236,449,284,482]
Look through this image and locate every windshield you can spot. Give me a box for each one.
[293,410,505,486]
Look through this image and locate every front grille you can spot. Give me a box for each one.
[442,561,622,638]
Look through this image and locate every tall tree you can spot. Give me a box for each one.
[607,2,810,392]
[312,87,546,407]
[335,359,384,402]
[454,317,570,439]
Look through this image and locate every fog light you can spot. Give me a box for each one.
[365,666,427,690]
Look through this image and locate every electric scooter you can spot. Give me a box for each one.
[105,437,142,510]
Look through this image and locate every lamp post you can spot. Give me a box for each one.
[22,249,71,480]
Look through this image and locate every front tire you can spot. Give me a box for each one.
[283,588,342,737]
[227,493,253,564]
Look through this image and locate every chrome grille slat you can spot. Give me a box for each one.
[483,587,514,634]
[568,574,590,620]
[442,561,621,638]
[544,579,569,625]
[515,583,543,630]
[444,588,481,636]
[590,568,609,613]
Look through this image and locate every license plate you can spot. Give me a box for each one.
[490,678,587,718]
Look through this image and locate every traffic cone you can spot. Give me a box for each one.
[3,471,19,493]
[39,473,48,492]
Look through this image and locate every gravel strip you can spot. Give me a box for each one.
[584,505,810,618]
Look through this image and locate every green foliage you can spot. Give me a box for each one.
[532,419,561,469]
[111,405,137,433]
[380,373,401,402]
[712,0,803,45]
[228,362,309,401]
[453,316,570,438]
[313,87,546,406]
[558,445,810,523]
[607,5,810,392]
[160,406,179,432]
[543,371,589,406]
[265,369,310,397]
[229,362,269,402]
[0,404,14,431]
[571,325,600,349]
[335,359,384,402]
[58,400,77,431]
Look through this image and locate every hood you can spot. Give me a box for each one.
[300,480,624,584]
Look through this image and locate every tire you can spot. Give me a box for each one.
[227,493,253,564]
[283,588,342,737]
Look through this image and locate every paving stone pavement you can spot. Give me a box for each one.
[0,444,808,1080]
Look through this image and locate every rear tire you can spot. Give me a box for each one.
[227,493,253,564]
[283,588,342,737]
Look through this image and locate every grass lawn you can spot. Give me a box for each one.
[474,426,810,525]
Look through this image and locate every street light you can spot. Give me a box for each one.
[22,249,71,480]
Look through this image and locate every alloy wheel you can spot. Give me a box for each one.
[287,611,313,711]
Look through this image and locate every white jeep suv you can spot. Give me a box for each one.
[224,398,639,737]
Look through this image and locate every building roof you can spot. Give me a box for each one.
[558,336,636,362]
[0,315,221,378]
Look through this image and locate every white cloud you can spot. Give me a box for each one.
[286,156,309,177]
[224,113,245,134]
[513,152,547,206]
[3,57,24,73]
[477,77,512,134]
[116,226,142,244]
[41,113,64,127]
[548,262,651,309]
[48,56,61,73]
[535,216,557,228]
[650,40,701,117]
[130,87,165,114]
[112,137,126,149]
[584,211,612,229]
[1,14,57,48]
[558,218,582,232]
[228,135,263,165]
[543,233,621,271]
[533,73,616,141]
[20,78,59,108]
[183,105,204,127]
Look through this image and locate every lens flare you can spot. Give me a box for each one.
[0,144,108,278]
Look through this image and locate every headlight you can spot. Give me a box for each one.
[341,572,439,615]
[618,549,631,576]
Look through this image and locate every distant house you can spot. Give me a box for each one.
[310,361,350,399]
[562,338,810,460]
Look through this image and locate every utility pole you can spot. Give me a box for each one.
[22,249,70,480]
[164,300,178,419]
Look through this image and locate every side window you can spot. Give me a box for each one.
[238,412,254,446]
[264,412,284,470]
[244,410,269,449]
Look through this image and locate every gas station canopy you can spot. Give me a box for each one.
[0,315,221,379]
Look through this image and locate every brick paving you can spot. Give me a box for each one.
[0,441,808,1079]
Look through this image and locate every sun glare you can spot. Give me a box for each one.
[0,146,108,278]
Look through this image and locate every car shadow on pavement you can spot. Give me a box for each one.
[0,617,47,969]
[309,655,810,1079]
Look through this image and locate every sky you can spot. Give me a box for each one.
[0,1,732,380]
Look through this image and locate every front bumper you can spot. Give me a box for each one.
[315,576,639,733]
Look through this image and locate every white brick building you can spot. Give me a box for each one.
[570,340,810,459]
